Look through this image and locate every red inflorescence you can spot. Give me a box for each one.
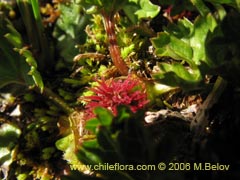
[82,76,149,120]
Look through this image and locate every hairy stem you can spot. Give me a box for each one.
[102,12,129,76]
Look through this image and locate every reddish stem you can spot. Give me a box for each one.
[102,12,129,76]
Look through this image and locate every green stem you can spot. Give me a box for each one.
[16,0,54,72]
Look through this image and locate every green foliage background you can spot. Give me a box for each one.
[1,0,240,179]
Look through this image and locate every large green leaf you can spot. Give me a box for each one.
[0,17,44,92]
[152,13,218,65]
[151,7,224,89]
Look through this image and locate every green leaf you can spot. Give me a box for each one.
[82,139,98,149]
[154,63,202,87]
[153,4,225,65]
[121,44,135,59]
[0,17,44,91]
[94,107,113,126]
[28,66,44,93]
[4,24,23,48]
[0,51,21,88]
[151,11,222,89]
[190,14,218,65]
[56,2,86,39]
[131,0,161,19]
[53,1,90,62]
[85,118,100,134]
[152,32,193,65]
[0,123,20,169]
[55,134,74,151]
[123,0,160,24]
[190,0,210,16]
[17,49,38,67]
[0,123,21,148]
[30,0,41,21]
[114,105,131,124]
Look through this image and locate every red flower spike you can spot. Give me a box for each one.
[82,76,149,120]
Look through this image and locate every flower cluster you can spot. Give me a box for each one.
[82,76,149,120]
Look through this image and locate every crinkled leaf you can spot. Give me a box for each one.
[55,2,87,39]
[190,14,217,65]
[151,11,222,89]
[123,0,160,24]
[132,0,160,19]
[53,1,90,62]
